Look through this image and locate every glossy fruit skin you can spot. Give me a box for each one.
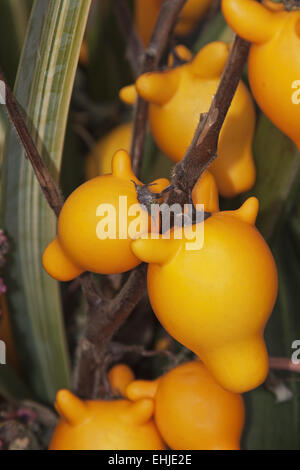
[132,42,256,198]
[126,361,245,450]
[108,363,135,396]
[135,0,213,45]
[222,0,300,149]
[86,123,132,179]
[192,170,219,213]
[43,150,169,281]
[49,390,165,450]
[131,198,278,393]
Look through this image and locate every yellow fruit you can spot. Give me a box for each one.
[222,0,300,149]
[86,123,132,179]
[135,0,213,45]
[43,150,169,280]
[108,364,135,396]
[126,361,245,450]
[192,170,219,213]
[122,42,256,198]
[131,197,278,393]
[49,389,165,450]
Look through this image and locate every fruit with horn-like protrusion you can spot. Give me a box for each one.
[126,361,245,450]
[42,150,169,281]
[135,0,214,46]
[49,389,165,450]
[121,42,256,198]
[86,123,132,179]
[131,197,278,393]
[222,0,300,149]
[192,170,219,213]
[108,363,135,397]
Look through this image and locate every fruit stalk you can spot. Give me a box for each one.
[0,71,63,218]
[166,34,250,206]
[113,0,143,77]
[75,0,189,398]
[129,0,188,176]
[1,1,254,400]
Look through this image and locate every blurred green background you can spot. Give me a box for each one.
[0,0,299,450]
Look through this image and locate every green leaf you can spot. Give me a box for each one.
[0,110,31,402]
[289,181,300,260]
[86,0,132,102]
[0,365,32,401]
[244,229,300,450]
[240,113,300,449]
[1,0,92,403]
[193,12,232,52]
[247,114,300,241]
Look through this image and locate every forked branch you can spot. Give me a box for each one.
[129,0,188,176]
[167,35,250,206]
[2,1,251,400]
[0,71,63,217]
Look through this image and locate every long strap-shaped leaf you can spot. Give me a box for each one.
[249,115,300,241]
[2,0,91,403]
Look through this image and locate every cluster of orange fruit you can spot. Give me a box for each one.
[50,362,244,450]
[44,0,300,449]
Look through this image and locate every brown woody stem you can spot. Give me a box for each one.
[74,1,189,397]
[113,0,144,77]
[130,0,188,176]
[0,71,63,217]
[167,35,250,206]
[1,72,102,307]
[2,2,251,400]
[269,357,300,373]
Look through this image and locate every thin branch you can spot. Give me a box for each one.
[131,0,188,176]
[167,35,250,206]
[144,0,187,72]
[0,72,103,307]
[73,264,148,397]
[102,342,193,385]
[113,0,144,77]
[0,71,63,217]
[106,342,176,368]
[270,357,300,373]
[115,0,188,175]
[95,264,148,341]
[130,98,149,176]
[0,39,154,400]
[73,0,189,398]
[78,272,104,309]
[3,2,251,401]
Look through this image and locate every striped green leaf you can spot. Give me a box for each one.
[1,0,91,403]
[249,114,300,241]
[244,229,300,450]
[0,108,31,401]
[243,117,300,449]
